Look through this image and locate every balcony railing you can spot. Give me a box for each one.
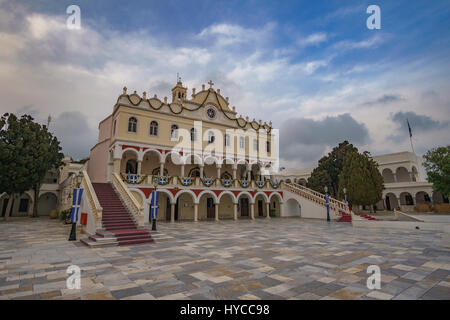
[120,173,280,189]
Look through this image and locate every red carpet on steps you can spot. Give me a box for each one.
[92,183,153,246]
[337,210,378,222]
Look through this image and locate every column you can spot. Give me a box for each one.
[170,203,175,222]
[216,165,221,186]
[199,165,204,179]
[408,171,413,182]
[215,203,219,221]
[232,167,237,179]
[233,203,238,220]
[266,202,270,219]
[137,160,142,175]
[113,159,121,174]
[181,164,185,178]
[393,173,398,182]
[250,202,255,220]
[160,162,164,176]
[194,203,198,222]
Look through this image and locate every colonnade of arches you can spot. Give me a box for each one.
[118,148,274,181]
[0,192,58,217]
[381,166,419,183]
[130,188,283,223]
[383,190,448,211]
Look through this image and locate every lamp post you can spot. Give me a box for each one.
[68,172,84,241]
[324,186,330,222]
[151,176,158,231]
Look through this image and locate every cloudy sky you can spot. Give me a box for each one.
[0,0,449,168]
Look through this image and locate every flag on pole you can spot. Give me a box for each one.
[70,188,83,223]
[406,118,412,138]
[150,190,159,220]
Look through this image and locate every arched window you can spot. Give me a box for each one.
[239,136,245,149]
[171,124,179,139]
[190,128,196,141]
[208,131,215,144]
[113,120,116,135]
[149,121,158,136]
[266,141,270,152]
[128,117,137,133]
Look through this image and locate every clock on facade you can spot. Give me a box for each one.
[206,108,216,119]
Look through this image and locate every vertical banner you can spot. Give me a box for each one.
[150,190,159,220]
[70,188,84,223]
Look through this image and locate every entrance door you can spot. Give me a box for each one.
[166,197,171,221]
[386,197,391,211]
[240,198,249,217]
[206,198,215,219]
[258,200,263,216]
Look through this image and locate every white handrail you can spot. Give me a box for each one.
[283,182,349,214]
[81,170,103,226]
[112,172,144,225]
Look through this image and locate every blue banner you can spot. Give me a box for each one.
[150,190,159,220]
[70,188,83,223]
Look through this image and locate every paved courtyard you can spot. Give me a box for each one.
[0,217,449,300]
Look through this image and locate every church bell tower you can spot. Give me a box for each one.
[171,75,187,103]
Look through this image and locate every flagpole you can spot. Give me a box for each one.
[406,118,415,154]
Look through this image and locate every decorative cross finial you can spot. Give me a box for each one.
[208,80,214,88]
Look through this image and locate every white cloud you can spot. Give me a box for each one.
[0,4,448,165]
[298,32,328,47]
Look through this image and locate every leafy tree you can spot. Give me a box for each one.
[0,114,36,219]
[338,151,384,210]
[0,113,63,219]
[423,145,450,198]
[306,141,358,198]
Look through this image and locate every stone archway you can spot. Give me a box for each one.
[385,193,398,211]
[382,168,395,183]
[285,198,301,217]
[37,192,57,216]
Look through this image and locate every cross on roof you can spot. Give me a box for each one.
[208,80,214,88]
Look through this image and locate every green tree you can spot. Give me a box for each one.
[423,145,450,198]
[306,141,358,198]
[338,151,384,210]
[0,113,63,219]
[0,114,36,220]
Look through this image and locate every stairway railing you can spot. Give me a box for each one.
[81,170,103,228]
[112,172,144,226]
[283,182,349,214]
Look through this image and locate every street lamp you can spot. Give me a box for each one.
[324,186,330,222]
[68,171,84,241]
[151,176,159,231]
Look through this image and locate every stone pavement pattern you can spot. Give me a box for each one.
[0,218,449,300]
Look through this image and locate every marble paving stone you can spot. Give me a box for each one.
[0,217,449,300]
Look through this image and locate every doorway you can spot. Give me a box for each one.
[165,197,179,221]
[206,198,215,219]
[258,200,263,216]
[240,198,249,217]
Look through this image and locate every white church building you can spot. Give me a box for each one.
[276,151,448,213]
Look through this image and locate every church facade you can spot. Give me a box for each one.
[88,80,284,223]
